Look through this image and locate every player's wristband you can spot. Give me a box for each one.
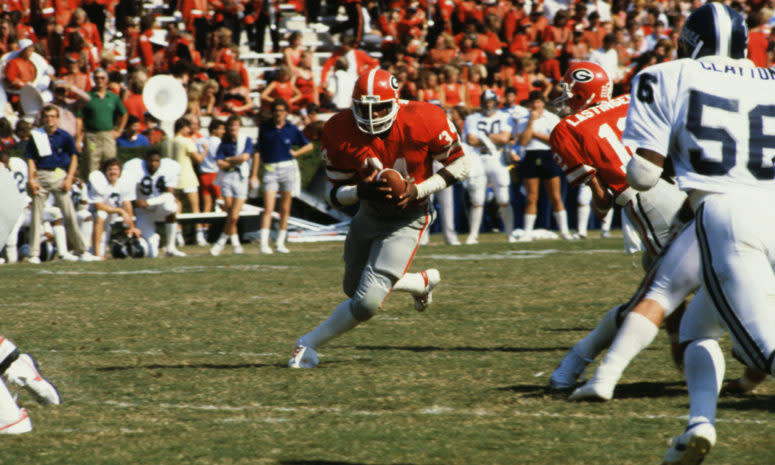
[329,184,358,208]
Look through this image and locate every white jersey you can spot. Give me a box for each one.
[623,56,775,196]
[6,157,29,205]
[87,170,136,208]
[517,109,561,151]
[462,110,514,158]
[123,158,181,201]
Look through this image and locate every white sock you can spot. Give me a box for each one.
[216,233,228,246]
[303,299,360,349]
[260,228,270,247]
[593,312,659,382]
[468,206,483,241]
[96,230,108,258]
[165,223,178,250]
[601,208,614,233]
[0,378,23,426]
[524,213,537,236]
[229,234,240,246]
[499,205,514,236]
[52,225,69,256]
[685,339,725,426]
[577,204,591,237]
[276,230,287,247]
[574,305,620,361]
[393,271,426,294]
[553,210,570,235]
[5,244,17,263]
[80,220,93,248]
[0,337,17,363]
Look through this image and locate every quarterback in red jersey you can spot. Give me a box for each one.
[550,61,686,260]
[289,68,469,368]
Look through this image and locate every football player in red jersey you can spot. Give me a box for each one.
[547,62,701,400]
[289,68,469,368]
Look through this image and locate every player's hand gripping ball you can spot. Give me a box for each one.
[376,169,407,198]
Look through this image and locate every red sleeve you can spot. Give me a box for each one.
[321,114,367,185]
[140,37,154,68]
[421,103,463,165]
[549,120,595,187]
[4,60,22,88]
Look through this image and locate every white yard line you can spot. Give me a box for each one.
[37,264,290,276]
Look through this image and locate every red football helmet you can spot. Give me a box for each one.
[554,62,612,113]
[351,68,400,135]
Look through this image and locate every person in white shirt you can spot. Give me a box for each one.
[516,91,573,240]
[196,118,226,245]
[588,32,621,84]
[87,158,140,258]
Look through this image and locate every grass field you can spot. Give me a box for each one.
[1,233,773,465]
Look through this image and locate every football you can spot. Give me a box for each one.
[376,168,407,198]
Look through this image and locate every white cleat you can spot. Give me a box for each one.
[260,244,273,254]
[27,257,41,264]
[562,232,581,240]
[548,350,588,391]
[0,409,32,434]
[601,230,612,238]
[288,342,319,368]
[232,244,244,255]
[196,236,209,246]
[465,236,478,245]
[662,422,716,465]
[79,252,102,262]
[569,376,615,401]
[275,244,290,254]
[413,269,441,312]
[5,354,61,405]
[165,248,187,257]
[210,242,224,256]
[59,252,79,262]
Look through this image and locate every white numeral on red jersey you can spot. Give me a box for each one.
[598,117,631,174]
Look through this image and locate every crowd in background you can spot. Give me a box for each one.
[2,0,775,262]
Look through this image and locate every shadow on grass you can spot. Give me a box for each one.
[96,362,280,371]
[499,380,687,400]
[354,345,565,353]
[718,396,775,413]
[280,462,416,465]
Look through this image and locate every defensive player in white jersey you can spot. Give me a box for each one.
[463,89,517,243]
[0,167,61,434]
[622,5,770,464]
[87,158,140,259]
[123,150,185,258]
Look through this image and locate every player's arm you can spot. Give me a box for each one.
[121,200,141,237]
[622,67,672,191]
[588,176,614,218]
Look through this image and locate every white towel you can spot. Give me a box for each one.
[31,128,52,157]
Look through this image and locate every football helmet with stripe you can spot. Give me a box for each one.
[677,3,748,60]
[352,68,400,135]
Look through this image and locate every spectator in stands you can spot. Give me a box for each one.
[76,67,128,178]
[319,35,379,88]
[261,66,301,113]
[66,8,102,54]
[523,56,553,100]
[209,115,253,256]
[293,50,319,113]
[244,0,280,53]
[205,27,235,83]
[221,70,258,117]
[251,98,313,254]
[439,65,464,110]
[129,14,156,73]
[26,104,99,263]
[395,64,418,100]
[516,91,572,241]
[196,118,226,246]
[463,64,486,109]
[425,32,457,69]
[143,114,165,146]
[14,119,32,145]
[122,72,148,132]
[537,42,562,88]
[2,39,37,92]
[417,69,442,105]
[179,0,210,54]
[200,79,219,116]
[747,11,770,68]
[116,115,150,148]
[330,0,365,46]
[460,33,488,66]
[0,19,15,57]
[283,31,305,74]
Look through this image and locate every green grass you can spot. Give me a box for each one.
[1,233,773,464]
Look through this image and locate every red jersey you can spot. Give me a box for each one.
[549,94,632,196]
[322,101,463,186]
